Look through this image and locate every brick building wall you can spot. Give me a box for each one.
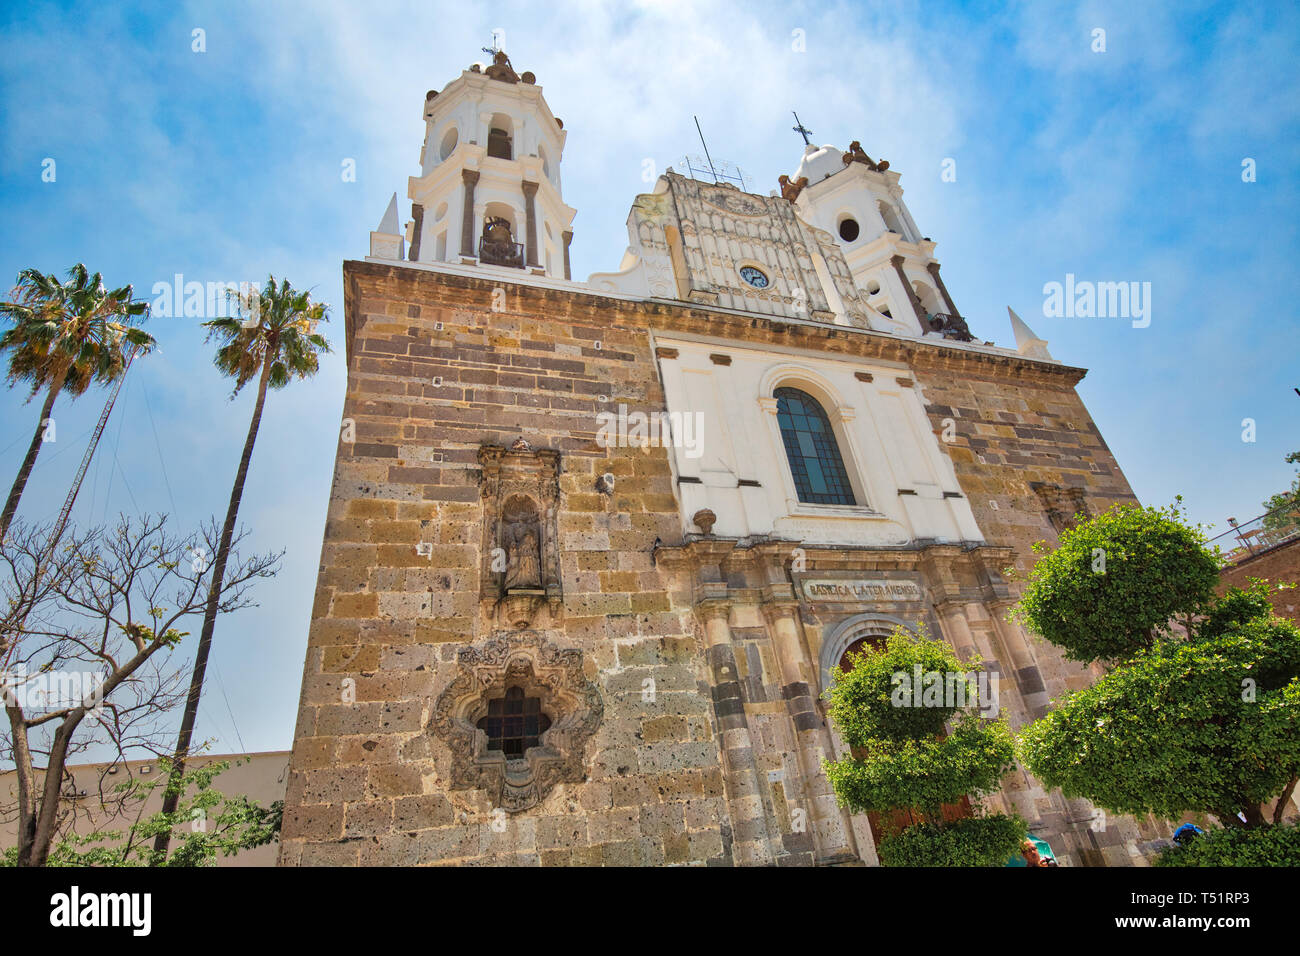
[1219,538,1300,624]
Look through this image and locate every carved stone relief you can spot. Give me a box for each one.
[428,631,604,813]
[1030,483,1090,534]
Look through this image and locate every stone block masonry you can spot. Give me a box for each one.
[281,260,1167,867]
[283,262,728,866]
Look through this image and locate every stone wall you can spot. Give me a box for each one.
[281,260,1162,866]
[911,354,1137,704]
[911,353,1171,864]
[281,262,730,866]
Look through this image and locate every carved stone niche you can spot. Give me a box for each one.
[1030,482,1090,534]
[479,444,562,629]
[428,631,604,813]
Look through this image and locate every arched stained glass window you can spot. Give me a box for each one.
[775,387,857,506]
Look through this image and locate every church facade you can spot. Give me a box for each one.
[279,51,1163,866]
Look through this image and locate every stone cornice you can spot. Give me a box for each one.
[342,259,1088,388]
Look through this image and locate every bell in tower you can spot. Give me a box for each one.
[480,214,523,269]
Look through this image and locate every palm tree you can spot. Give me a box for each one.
[0,264,154,540]
[154,276,330,859]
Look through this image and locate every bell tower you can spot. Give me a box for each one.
[370,49,578,279]
[788,142,969,341]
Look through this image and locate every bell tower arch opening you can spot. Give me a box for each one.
[487,113,514,160]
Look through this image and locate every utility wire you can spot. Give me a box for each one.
[211,662,247,754]
[138,374,246,754]
[100,380,130,525]
[139,380,178,515]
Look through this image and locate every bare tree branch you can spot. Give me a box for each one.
[0,514,279,865]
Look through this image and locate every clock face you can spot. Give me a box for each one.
[739,266,769,289]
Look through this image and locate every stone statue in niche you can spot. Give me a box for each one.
[479,443,563,628]
[502,496,542,592]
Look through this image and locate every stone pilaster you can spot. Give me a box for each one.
[562,230,573,280]
[522,179,540,268]
[987,599,1048,720]
[761,598,856,865]
[460,169,479,257]
[698,599,776,866]
[926,261,960,317]
[891,254,927,327]
[408,203,424,261]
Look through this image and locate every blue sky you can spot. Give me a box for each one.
[1,0,1297,757]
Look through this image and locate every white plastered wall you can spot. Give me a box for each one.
[653,336,983,546]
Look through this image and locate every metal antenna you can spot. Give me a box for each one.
[693,115,720,183]
[792,111,813,145]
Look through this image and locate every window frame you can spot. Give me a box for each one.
[774,390,857,509]
[756,368,883,521]
[476,685,552,758]
[769,382,873,512]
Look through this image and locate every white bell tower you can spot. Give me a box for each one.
[788,142,967,340]
[370,50,577,280]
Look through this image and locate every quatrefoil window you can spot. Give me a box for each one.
[476,686,552,757]
[430,633,604,812]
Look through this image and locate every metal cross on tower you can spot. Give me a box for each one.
[792,111,813,146]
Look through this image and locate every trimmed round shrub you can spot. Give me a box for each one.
[826,714,1017,817]
[1012,502,1221,663]
[877,815,1027,867]
[826,628,975,743]
[1019,617,1300,822]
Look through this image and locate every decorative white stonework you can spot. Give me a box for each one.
[589,173,868,327]
[791,142,951,339]
[369,69,1062,369]
[653,337,984,546]
[1008,306,1054,360]
[370,192,405,260]
[369,50,577,279]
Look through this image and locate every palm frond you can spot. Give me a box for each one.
[0,263,155,396]
[208,276,332,396]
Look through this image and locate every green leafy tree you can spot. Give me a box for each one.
[1011,500,1221,664]
[1019,607,1300,827]
[1260,450,1300,533]
[823,627,1025,866]
[1015,500,1300,854]
[155,276,329,858]
[874,815,1029,868]
[0,264,155,540]
[2,758,282,867]
[1155,821,1300,867]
